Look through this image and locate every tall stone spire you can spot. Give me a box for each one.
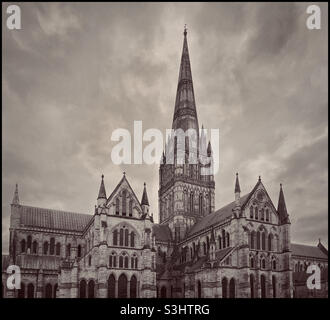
[12,183,19,205]
[172,25,199,133]
[277,184,290,225]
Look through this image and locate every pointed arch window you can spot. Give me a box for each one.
[77,245,81,258]
[218,236,222,250]
[129,200,133,217]
[122,190,127,216]
[27,235,32,252]
[32,241,38,254]
[88,255,92,266]
[272,258,276,270]
[50,238,55,255]
[261,209,265,221]
[226,233,230,247]
[268,234,273,251]
[113,229,118,246]
[56,243,61,256]
[21,239,26,253]
[119,229,124,246]
[250,206,253,219]
[130,232,135,247]
[250,274,255,298]
[124,229,129,247]
[266,209,270,222]
[272,275,276,298]
[222,230,226,248]
[199,194,203,215]
[250,255,254,268]
[255,207,258,220]
[124,255,128,268]
[257,231,261,250]
[119,256,123,268]
[262,232,266,250]
[43,241,49,255]
[116,198,120,215]
[189,192,194,213]
[250,231,255,249]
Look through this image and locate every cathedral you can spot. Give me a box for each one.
[2,28,328,299]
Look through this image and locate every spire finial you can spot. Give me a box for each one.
[123,171,126,176]
[101,174,104,179]
[258,175,261,182]
[235,172,241,194]
[184,24,187,36]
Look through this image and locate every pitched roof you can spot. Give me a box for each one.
[291,243,328,260]
[153,224,172,242]
[19,205,92,232]
[187,193,250,237]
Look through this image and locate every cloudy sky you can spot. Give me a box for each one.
[2,2,328,253]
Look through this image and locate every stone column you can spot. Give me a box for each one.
[127,280,130,298]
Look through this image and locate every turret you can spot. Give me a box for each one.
[97,174,107,207]
[277,183,290,225]
[141,182,150,215]
[12,183,19,205]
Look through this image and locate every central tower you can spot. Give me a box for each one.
[159,27,215,242]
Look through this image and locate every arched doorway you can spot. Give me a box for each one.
[27,283,34,298]
[250,274,255,298]
[272,276,276,298]
[160,286,167,298]
[88,280,95,298]
[229,278,235,298]
[260,275,266,298]
[118,274,127,298]
[108,274,116,298]
[130,275,137,298]
[222,278,228,298]
[53,284,58,298]
[80,280,87,298]
[45,283,52,298]
[197,281,202,298]
[18,282,25,298]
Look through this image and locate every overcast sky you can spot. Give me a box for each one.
[2,2,328,253]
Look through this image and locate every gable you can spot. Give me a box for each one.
[106,175,142,217]
[242,180,278,222]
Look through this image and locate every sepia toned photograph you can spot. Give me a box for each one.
[1,2,328,303]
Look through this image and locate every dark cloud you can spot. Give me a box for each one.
[2,2,328,253]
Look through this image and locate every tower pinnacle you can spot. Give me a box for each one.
[12,183,19,205]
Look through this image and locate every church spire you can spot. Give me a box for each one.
[277,183,290,224]
[172,25,199,133]
[12,183,19,205]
